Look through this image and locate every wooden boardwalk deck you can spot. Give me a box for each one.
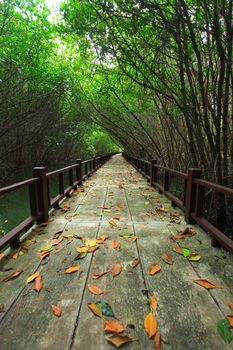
[0,154,233,350]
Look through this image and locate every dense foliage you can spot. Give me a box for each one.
[1,0,233,185]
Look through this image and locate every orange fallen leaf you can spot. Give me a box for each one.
[109,220,117,227]
[131,235,137,242]
[87,284,105,295]
[0,252,5,261]
[161,252,173,265]
[228,304,233,312]
[131,258,140,269]
[64,265,80,274]
[51,236,63,246]
[149,293,158,311]
[107,334,137,348]
[99,235,109,241]
[88,246,99,253]
[92,271,109,279]
[226,315,233,327]
[115,207,121,211]
[144,312,158,337]
[112,262,122,277]
[111,240,121,249]
[112,214,120,220]
[51,304,62,317]
[154,331,161,350]
[88,303,103,318]
[104,320,126,333]
[34,275,43,292]
[172,245,183,255]
[12,248,21,260]
[178,227,189,236]
[26,271,40,284]
[194,279,219,289]
[39,251,50,261]
[2,270,23,282]
[149,264,161,276]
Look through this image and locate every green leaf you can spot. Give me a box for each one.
[182,247,190,257]
[217,319,233,344]
[95,301,115,317]
[119,233,133,238]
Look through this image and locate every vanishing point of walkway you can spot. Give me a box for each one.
[0,155,233,349]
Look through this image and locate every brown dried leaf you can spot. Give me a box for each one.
[34,275,43,292]
[112,214,120,220]
[178,227,189,236]
[87,284,105,295]
[227,315,233,328]
[228,304,233,312]
[0,252,5,261]
[104,320,126,333]
[172,245,183,255]
[51,236,64,246]
[112,262,122,277]
[54,245,64,254]
[149,264,161,276]
[109,220,118,227]
[3,270,23,282]
[64,265,80,274]
[131,258,140,269]
[107,334,137,348]
[111,240,121,249]
[161,252,173,265]
[194,279,219,289]
[39,251,50,261]
[154,331,161,350]
[92,271,109,280]
[51,304,62,317]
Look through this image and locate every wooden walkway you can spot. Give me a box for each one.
[0,154,232,350]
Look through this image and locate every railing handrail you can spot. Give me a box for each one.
[0,153,115,250]
[123,152,233,252]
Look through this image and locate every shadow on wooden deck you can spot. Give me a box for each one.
[0,154,233,350]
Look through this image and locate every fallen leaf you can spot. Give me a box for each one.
[88,303,103,318]
[99,235,109,241]
[54,245,64,254]
[154,331,161,350]
[161,252,173,265]
[172,245,183,255]
[194,279,219,289]
[96,301,115,317]
[109,220,117,227]
[88,246,99,253]
[227,315,233,328]
[75,252,87,260]
[131,235,137,242]
[87,284,105,295]
[111,240,121,249]
[34,275,43,292]
[188,253,201,262]
[39,244,53,253]
[51,304,62,317]
[26,271,40,284]
[115,207,121,211]
[2,270,23,282]
[76,246,89,253]
[182,247,190,257]
[51,237,63,246]
[12,248,21,259]
[106,334,137,348]
[40,251,50,261]
[0,252,5,261]
[119,233,133,238]
[64,265,80,274]
[149,264,161,276]
[178,227,189,236]
[92,271,109,279]
[131,258,140,269]
[228,304,233,312]
[149,293,158,311]
[104,320,126,333]
[112,262,122,277]
[217,319,233,343]
[112,214,120,220]
[144,312,158,337]
[85,239,97,247]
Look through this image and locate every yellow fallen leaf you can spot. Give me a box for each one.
[76,246,89,253]
[144,312,158,337]
[149,293,158,311]
[188,253,201,262]
[88,303,103,318]
[26,271,40,284]
[85,239,97,247]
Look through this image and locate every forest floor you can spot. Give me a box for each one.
[0,154,233,350]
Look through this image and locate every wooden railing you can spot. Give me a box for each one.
[123,153,233,253]
[0,154,113,250]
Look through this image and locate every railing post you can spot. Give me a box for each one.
[59,172,64,194]
[33,167,49,222]
[76,158,82,185]
[137,156,140,170]
[185,168,201,224]
[150,160,157,186]
[93,155,96,171]
[164,170,169,191]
